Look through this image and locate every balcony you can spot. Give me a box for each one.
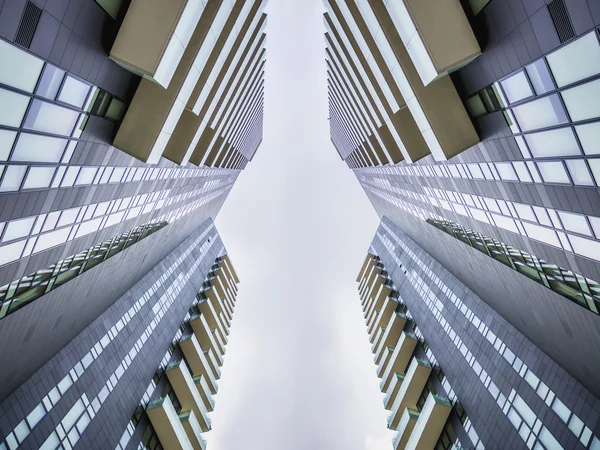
[378,332,417,391]
[204,285,232,327]
[393,409,419,450]
[357,253,376,282]
[369,296,398,340]
[110,0,206,88]
[404,393,452,449]
[146,395,194,450]
[384,374,404,410]
[374,312,407,364]
[165,360,211,432]
[388,358,432,430]
[179,411,207,450]
[179,334,218,394]
[219,254,240,284]
[189,313,225,361]
[193,375,215,413]
[365,279,392,324]
[382,0,480,86]
[197,297,228,339]
[204,348,222,381]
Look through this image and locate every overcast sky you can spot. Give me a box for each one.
[211,1,395,449]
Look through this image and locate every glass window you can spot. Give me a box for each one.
[565,159,594,186]
[57,208,79,227]
[570,234,600,262]
[75,218,101,238]
[495,163,518,181]
[547,32,600,88]
[0,130,17,160]
[34,227,71,253]
[526,161,542,182]
[0,165,27,192]
[514,136,530,159]
[575,122,600,155]
[95,0,123,19]
[467,164,484,179]
[588,159,600,185]
[558,211,592,236]
[0,40,44,93]
[0,240,26,266]
[22,167,56,190]
[500,71,533,104]
[62,141,78,163]
[58,76,91,108]
[561,78,600,122]
[75,167,97,186]
[466,95,486,117]
[106,98,126,120]
[23,100,79,135]
[524,128,580,158]
[513,162,532,182]
[12,133,67,163]
[523,222,561,247]
[525,59,554,95]
[536,161,571,184]
[514,204,537,222]
[533,206,552,227]
[36,64,65,100]
[60,167,80,187]
[109,167,125,183]
[42,211,60,232]
[0,89,30,127]
[51,166,66,188]
[512,94,568,131]
[3,217,35,242]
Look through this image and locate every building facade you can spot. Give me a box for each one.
[325,0,600,404]
[0,218,240,450]
[358,218,600,450]
[0,0,265,400]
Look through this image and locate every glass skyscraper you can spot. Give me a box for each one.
[325,0,600,448]
[0,0,265,448]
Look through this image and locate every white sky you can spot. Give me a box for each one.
[212,1,395,449]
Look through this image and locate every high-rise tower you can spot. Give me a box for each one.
[0,1,266,441]
[324,0,600,405]
[358,219,600,450]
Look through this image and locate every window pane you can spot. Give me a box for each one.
[12,133,67,163]
[58,76,91,108]
[495,163,518,181]
[575,122,600,155]
[565,160,594,186]
[512,94,568,131]
[536,161,570,184]
[547,32,600,87]
[558,211,592,236]
[561,78,600,122]
[23,100,79,135]
[588,159,600,185]
[105,98,125,120]
[0,40,44,92]
[0,89,30,127]
[0,240,26,266]
[466,95,486,117]
[514,135,530,158]
[62,141,78,163]
[0,130,17,160]
[3,217,35,241]
[22,167,56,190]
[61,167,80,187]
[524,128,580,158]
[0,165,27,192]
[513,162,532,182]
[37,64,65,100]
[34,227,71,253]
[525,59,554,95]
[75,167,97,186]
[500,71,533,104]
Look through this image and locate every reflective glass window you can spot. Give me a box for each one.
[12,133,67,163]
[513,162,532,182]
[588,159,600,185]
[525,59,554,95]
[0,40,44,93]
[523,222,561,248]
[575,122,600,155]
[34,227,71,253]
[514,135,530,158]
[524,128,580,158]
[57,208,79,227]
[36,64,65,100]
[558,211,592,236]
[23,100,79,135]
[0,89,30,127]
[58,76,91,108]
[495,163,518,181]
[512,94,568,131]
[466,95,486,117]
[60,167,80,187]
[105,98,126,120]
[500,71,533,104]
[0,165,27,192]
[62,141,78,163]
[75,167,97,186]
[3,217,35,242]
[537,161,570,184]
[570,234,600,262]
[109,167,125,183]
[547,32,600,87]
[565,160,594,186]
[561,78,600,122]
[0,240,26,266]
[0,130,17,160]
[22,167,56,190]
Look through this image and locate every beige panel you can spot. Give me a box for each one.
[374,312,407,364]
[388,358,432,429]
[390,108,429,162]
[393,409,419,450]
[405,393,452,450]
[146,396,194,450]
[403,0,480,74]
[110,0,188,79]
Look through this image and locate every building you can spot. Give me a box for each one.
[0,218,241,450]
[357,218,600,450]
[324,0,600,406]
[0,0,265,401]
